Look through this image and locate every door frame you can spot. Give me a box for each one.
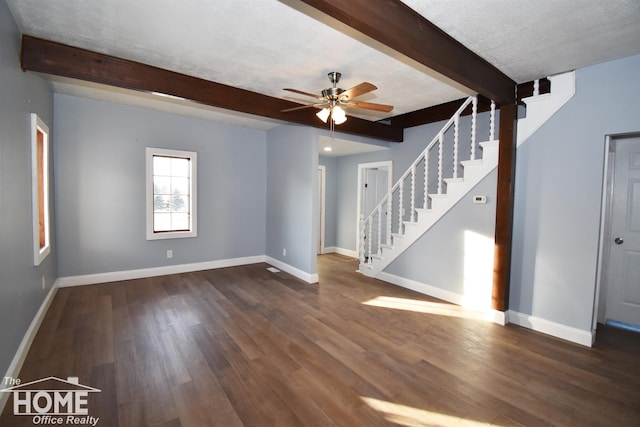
[356,161,392,259]
[594,132,640,332]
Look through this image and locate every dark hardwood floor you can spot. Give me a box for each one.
[2,254,639,426]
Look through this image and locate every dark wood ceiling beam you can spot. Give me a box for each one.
[289,0,516,105]
[20,35,403,142]
[388,96,493,129]
[387,79,550,129]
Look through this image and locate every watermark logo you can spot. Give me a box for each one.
[1,376,100,426]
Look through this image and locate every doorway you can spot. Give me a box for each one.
[597,134,640,331]
[356,161,392,260]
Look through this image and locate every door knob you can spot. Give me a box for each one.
[614,237,624,245]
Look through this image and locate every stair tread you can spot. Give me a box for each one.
[444,177,464,184]
[480,139,499,146]
[461,159,483,166]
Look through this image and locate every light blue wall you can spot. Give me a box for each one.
[510,53,640,331]
[266,125,318,276]
[318,156,337,249]
[54,94,267,277]
[0,0,56,376]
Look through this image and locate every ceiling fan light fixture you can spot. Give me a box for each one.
[331,105,347,124]
[284,71,389,127]
[316,108,330,123]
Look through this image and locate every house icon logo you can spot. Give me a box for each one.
[1,376,100,425]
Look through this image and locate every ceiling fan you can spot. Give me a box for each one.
[281,71,393,125]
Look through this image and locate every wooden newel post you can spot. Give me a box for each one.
[492,103,518,312]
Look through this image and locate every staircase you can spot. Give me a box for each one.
[359,95,498,276]
[358,72,576,277]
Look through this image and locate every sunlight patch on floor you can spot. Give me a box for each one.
[361,396,493,427]
[362,296,494,321]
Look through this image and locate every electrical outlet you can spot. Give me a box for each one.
[167,249,173,259]
[473,195,487,204]
[283,248,287,256]
[41,276,46,290]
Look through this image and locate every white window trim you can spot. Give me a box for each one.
[31,113,51,265]
[146,147,198,240]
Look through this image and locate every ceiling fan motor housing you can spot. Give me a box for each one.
[322,87,345,100]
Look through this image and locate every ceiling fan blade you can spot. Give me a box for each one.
[281,103,323,112]
[344,100,394,112]
[339,82,377,100]
[283,88,320,99]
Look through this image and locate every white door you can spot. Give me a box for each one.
[364,168,388,217]
[605,136,640,327]
[356,161,392,259]
[362,168,389,258]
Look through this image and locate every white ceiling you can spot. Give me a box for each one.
[6,0,640,155]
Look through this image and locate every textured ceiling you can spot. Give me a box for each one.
[402,0,640,83]
[6,0,640,151]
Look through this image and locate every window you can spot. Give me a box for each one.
[31,114,51,265]
[146,147,197,240]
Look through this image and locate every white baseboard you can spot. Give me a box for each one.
[507,310,594,347]
[377,271,505,324]
[377,272,593,345]
[378,271,464,304]
[57,254,320,288]
[56,255,266,287]
[322,247,358,258]
[0,282,58,413]
[265,256,318,284]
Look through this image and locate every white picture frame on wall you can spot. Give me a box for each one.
[31,113,51,265]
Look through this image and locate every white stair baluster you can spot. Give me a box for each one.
[437,132,443,194]
[533,79,540,96]
[471,96,478,160]
[423,152,429,208]
[490,100,496,142]
[398,183,404,234]
[453,115,459,179]
[410,165,416,222]
[359,214,365,263]
[377,208,382,255]
[386,198,392,246]
[367,217,373,265]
